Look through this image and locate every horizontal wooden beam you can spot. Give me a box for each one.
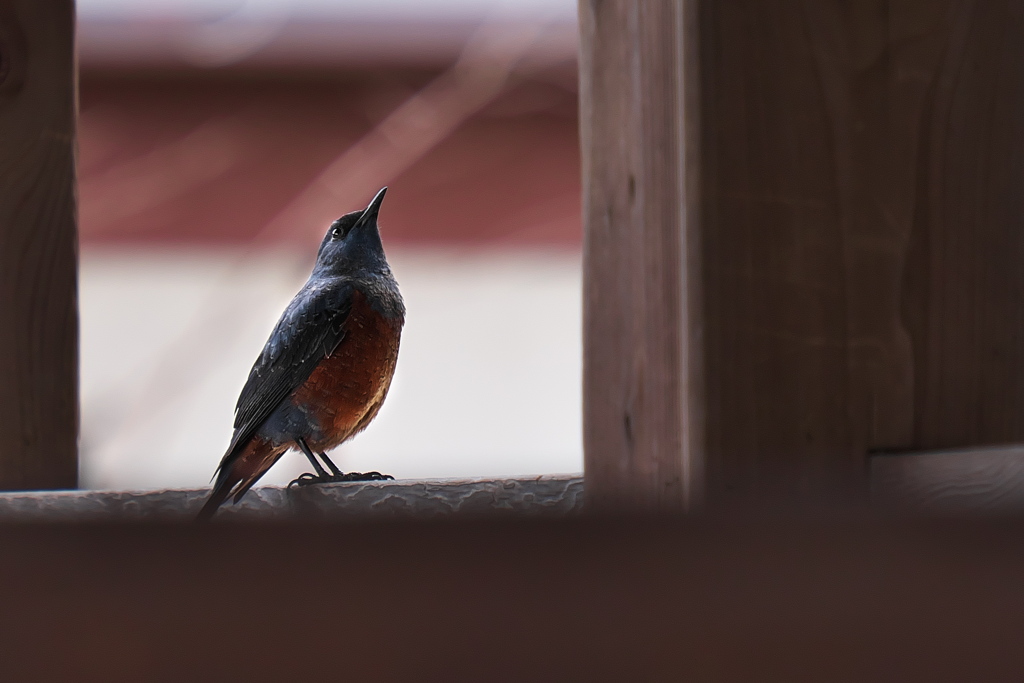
[6,514,1024,679]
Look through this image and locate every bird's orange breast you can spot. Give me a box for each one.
[290,289,403,452]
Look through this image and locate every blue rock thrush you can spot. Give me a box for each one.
[199,187,404,520]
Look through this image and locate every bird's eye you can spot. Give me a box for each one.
[329,214,359,240]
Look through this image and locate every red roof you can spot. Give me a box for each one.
[79,68,582,249]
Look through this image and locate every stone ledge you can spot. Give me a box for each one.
[0,475,584,521]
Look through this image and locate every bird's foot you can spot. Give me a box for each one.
[288,471,394,488]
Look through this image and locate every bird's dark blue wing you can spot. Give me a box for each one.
[221,280,353,464]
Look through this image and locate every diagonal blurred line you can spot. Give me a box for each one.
[85,19,559,470]
[257,20,551,244]
[80,116,246,230]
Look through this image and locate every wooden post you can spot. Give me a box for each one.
[581,1,1024,507]
[0,0,78,490]
[580,1,702,512]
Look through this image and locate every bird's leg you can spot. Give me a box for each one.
[318,451,344,476]
[292,438,327,481]
[288,444,395,487]
[288,440,331,489]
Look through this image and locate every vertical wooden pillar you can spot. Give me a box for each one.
[580,1,702,511]
[0,0,78,489]
[581,0,1024,508]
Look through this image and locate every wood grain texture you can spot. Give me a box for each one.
[0,0,78,489]
[698,1,959,500]
[871,445,1024,513]
[702,0,1024,499]
[580,0,702,512]
[583,1,1024,506]
[904,2,1024,449]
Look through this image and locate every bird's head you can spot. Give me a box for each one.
[314,187,392,278]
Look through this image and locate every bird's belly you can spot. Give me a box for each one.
[289,300,402,452]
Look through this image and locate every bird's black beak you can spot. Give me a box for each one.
[354,187,387,230]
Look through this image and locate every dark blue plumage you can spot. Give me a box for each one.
[199,188,404,519]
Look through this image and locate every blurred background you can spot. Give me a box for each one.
[77,0,583,489]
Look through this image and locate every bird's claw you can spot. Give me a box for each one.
[288,471,395,488]
[288,472,323,488]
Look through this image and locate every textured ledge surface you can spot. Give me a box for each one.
[0,475,584,521]
[871,444,1024,513]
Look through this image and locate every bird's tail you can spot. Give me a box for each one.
[197,438,284,521]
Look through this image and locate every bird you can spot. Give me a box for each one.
[198,187,404,520]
